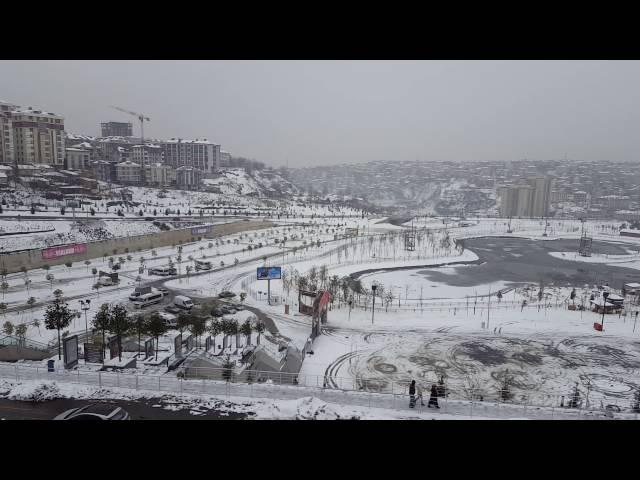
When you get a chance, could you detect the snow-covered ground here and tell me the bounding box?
[3,208,640,418]
[1,377,631,420]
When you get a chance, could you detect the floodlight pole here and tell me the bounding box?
[602,291,609,330]
[371,285,377,325]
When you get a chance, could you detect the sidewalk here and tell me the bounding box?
[0,362,632,420]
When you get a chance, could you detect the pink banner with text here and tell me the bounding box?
[42,243,87,260]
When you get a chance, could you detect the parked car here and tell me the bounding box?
[144,217,155,221]
[54,404,129,421]
[156,287,170,296]
[220,306,232,315]
[218,291,236,298]
[157,312,177,327]
[164,305,182,314]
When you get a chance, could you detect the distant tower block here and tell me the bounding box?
[404,223,416,251]
[578,234,593,257]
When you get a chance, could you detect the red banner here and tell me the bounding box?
[42,243,87,259]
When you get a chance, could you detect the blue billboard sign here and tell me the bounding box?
[191,226,212,235]
[257,267,281,280]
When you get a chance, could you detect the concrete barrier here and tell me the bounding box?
[0,220,273,274]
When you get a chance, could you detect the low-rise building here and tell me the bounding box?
[65,147,92,170]
[115,160,141,184]
[175,166,203,190]
[145,162,175,187]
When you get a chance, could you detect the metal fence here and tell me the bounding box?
[0,362,637,419]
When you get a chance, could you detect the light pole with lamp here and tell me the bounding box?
[371,284,377,325]
[601,291,609,330]
[79,299,91,339]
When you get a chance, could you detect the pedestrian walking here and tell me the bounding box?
[428,384,440,409]
[409,380,416,408]
[493,327,497,334]
[416,382,425,406]
[499,327,502,334]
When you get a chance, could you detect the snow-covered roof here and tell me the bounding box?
[163,138,220,146]
[132,143,160,149]
[66,133,96,141]
[65,147,90,152]
[11,106,63,118]
[117,161,140,167]
[175,165,202,171]
[624,283,640,288]
[0,172,7,178]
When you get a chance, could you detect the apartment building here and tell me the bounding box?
[115,160,141,184]
[498,176,554,217]
[0,101,18,165]
[131,144,163,166]
[0,101,65,166]
[160,138,220,175]
[65,147,92,170]
[175,165,203,189]
[101,121,133,137]
[145,162,175,187]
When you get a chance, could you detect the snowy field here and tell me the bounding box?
[3,207,640,416]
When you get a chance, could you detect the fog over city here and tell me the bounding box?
[1,60,640,167]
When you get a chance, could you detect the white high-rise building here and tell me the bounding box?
[1,101,66,167]
[159,138,220,175]
[498,176,554,218]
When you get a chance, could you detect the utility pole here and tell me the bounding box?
[487,287,491,330]
[371,284,377,325]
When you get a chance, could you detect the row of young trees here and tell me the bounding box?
[41,295,267,362]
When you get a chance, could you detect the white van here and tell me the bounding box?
[195,260,212,271]
[149,266,177,276]
[173,295,194,310]
[133,292,164,309]
[129,286,153,301]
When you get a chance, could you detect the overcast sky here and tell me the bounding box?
[1,60,639,168]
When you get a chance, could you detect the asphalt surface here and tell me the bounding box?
[415,237,640,288]
[0,397,248,420]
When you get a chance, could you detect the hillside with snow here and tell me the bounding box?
[202,168,299,198]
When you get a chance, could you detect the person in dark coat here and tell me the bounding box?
[428,384,440,409]
[409,380,416,408]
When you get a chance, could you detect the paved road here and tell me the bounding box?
[414,237,640,288]
[0,397,247,420]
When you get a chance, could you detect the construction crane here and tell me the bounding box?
[110,106,151,186]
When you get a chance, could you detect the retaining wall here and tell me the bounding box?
[0,220,273,274]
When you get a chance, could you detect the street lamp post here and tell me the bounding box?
[601,291,609,331]
[371,284,377,325]
[79,299,91,339]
